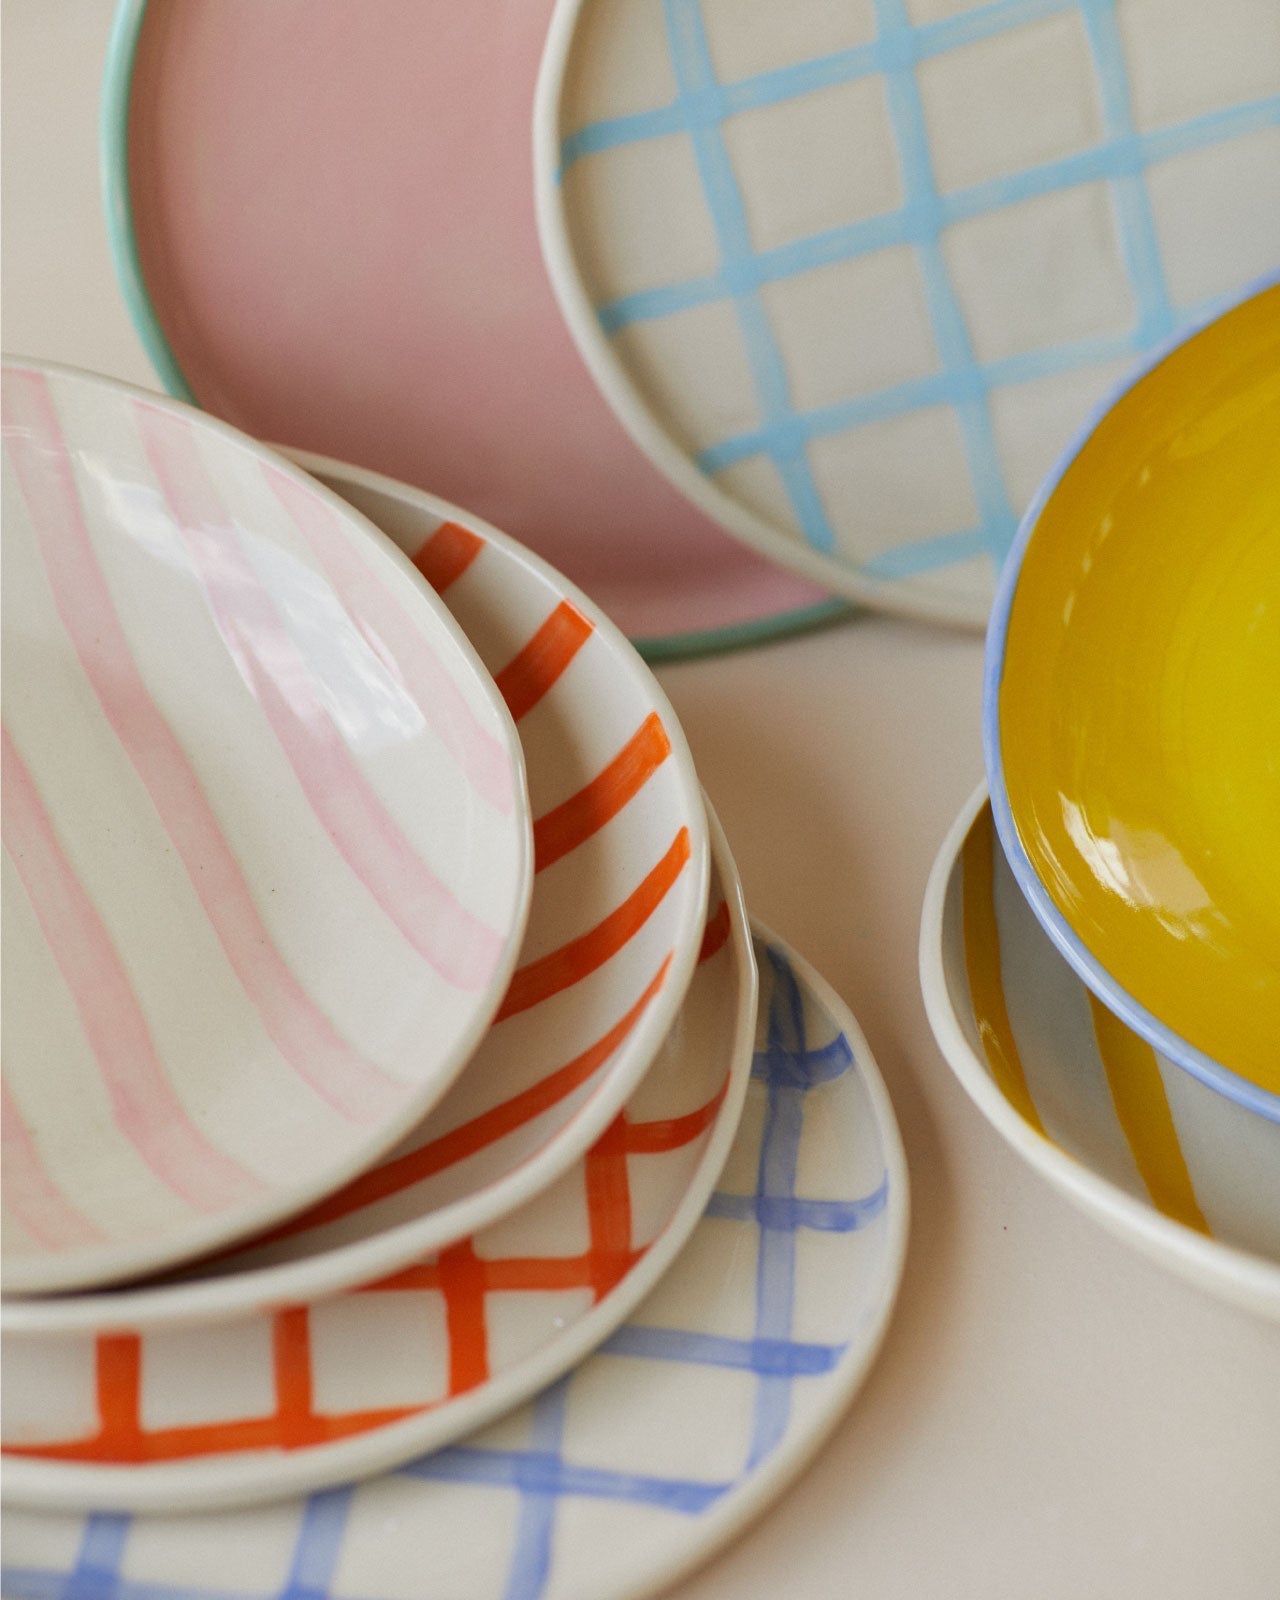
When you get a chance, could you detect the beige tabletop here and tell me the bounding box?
[4,5,1279,1597]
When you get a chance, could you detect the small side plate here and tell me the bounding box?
[2,362,532,1294]
[1,923,908,1598]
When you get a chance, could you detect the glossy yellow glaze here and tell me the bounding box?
[1000,285,1280,1093]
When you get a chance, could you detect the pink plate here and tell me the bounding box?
[106,0,846,658]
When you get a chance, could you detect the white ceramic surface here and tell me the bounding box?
[0,809,754,1514]
[536,0,1280,627]
[1,923,908,1599]
[1,361,532,1295]
[3,456,712,1333]
[921,786,1280,1320]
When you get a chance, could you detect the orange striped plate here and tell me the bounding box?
[6,455,711,1336]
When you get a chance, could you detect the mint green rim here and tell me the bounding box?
[98,0,852,663]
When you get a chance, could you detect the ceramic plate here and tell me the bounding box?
[1,808,753,1513]
[921,787,1280,1320]
[1,923,907,1597]
[101,0,847,661]
[1,362,532,1296]
[3,455,712,1334]
[985,280,1280,1118]
[535,0,1280,627]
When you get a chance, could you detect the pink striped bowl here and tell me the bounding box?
[2,454,711,1331]
[1,363,533,1295]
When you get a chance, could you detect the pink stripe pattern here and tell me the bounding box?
[266,466,515,816]
[2,368,403,1124]
[137,405,504,993]
[0,1082,103,1251]
[142,489,709,1289]
[1,730,263,1212]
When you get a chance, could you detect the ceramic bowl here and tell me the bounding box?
[1,806,755,1512]
[101,0,846,660]
[3,457,711,1331]
[985,279,1280,1121]
[535,0,1280,627]
[921,787,1280,1320]
[2,920,907,1599]
[1,361,532,1295]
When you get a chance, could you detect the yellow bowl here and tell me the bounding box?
[986,279,1280,1121]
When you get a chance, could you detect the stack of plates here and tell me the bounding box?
[1,363,908,1599]
[921,280,1280,1321]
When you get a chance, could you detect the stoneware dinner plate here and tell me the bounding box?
[3,457,711,1334]
[1,809,754,1513]
[921,787,1280,1321]
[985,278,1280,1120]
[535,0,1280,626]
[1,923,908,1597]
[1,361,532,1296]
[101,0,847,660]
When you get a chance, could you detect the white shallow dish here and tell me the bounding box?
[536,0,1280,627]
[1,923,908,1597]
[1,362,531,1295]
[921,786,1280,1320]
[0,809,753,1513]
[3,457,711,1332]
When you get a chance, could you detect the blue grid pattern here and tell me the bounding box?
[2,940,892,1600]
[559,0,1280,584]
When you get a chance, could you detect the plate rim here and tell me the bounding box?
[1,917,912,1600]
[1,355,536,1297]
[920,782,1280,1320]
[97,0,850,665]
[0,804,756,1514]
[531,0,994,633]
[981,272,1280,1126]
[2,448,715,1333]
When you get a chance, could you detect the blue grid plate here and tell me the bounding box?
[535,0,1280,627]
[1,926,909,1600]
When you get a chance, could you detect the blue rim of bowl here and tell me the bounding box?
[982,268,1280,1126]
[97,0,852,666]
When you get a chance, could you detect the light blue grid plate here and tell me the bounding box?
[535,0,1280,627]
[1,926,909,1600]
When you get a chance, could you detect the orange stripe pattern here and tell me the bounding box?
[533,713,671,872]
[496,829,692,1022]
[493,601,593,722]
[412,520,484,593]
[8,1072,729,1466]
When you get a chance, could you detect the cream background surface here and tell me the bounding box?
[4,4,1278,1595]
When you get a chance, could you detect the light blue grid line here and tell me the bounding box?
[561,0,1075,172]
[2,1574,223,1600]
[590,97,1277,330]
[1079,0,1175,347]
[1,950,884,1600]
[862,525,991,582]
[561,0,1279,584]
[501,1381,570,1600]
[741,946,854,1467]
[278,1487,354,1600]
[400,1445,727,1516]
[51,1513,132,1600]
[601,1325,845,1376]
[662,0,840,554]
[707,1173,889,1232]
[874,0,1018,568]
